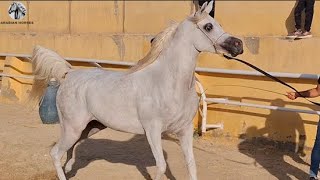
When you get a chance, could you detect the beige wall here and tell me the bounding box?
[1,1,320,148]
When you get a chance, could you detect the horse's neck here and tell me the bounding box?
[149,28,199,91]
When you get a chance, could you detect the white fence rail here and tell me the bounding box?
[195,83,320,133]
[1,53,319,134]
[1,53,319,80]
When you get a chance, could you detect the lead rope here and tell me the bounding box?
[223,54,320,107]
[194,18,320,106]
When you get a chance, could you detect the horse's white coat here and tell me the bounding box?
[29,1,242,180]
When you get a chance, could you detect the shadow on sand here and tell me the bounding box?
[238,98,310,179]
[66,134,177,180]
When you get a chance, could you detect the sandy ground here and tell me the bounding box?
[0,103,313,180]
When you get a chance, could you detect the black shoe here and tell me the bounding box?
[310,177,318,180]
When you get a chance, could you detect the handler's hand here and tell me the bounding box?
[286,92,298,100]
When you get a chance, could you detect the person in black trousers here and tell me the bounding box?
[289,0,315,39]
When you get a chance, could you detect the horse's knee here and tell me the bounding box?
[186,158,196,168]
[158,161,167,174]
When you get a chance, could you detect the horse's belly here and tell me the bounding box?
[84,75,145,134]
[91,105,145,135]
[99,117,145,135]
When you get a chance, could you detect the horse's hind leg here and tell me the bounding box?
[50,118,90,180]
[64,120,106,173]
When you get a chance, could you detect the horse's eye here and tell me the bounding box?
[204,23,213,32]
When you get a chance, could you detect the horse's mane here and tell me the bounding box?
[128,22,180,73]
[17,3,26,13]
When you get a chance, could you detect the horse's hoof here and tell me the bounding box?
[64,159,75,173]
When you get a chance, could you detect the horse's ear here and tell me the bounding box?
[200,2,208,13]
[204,1,214,14]
[191,4,196,16]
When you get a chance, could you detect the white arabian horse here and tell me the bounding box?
[8,2,26,20]
[29,1,243,180]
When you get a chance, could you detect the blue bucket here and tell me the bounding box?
[39,81,59,124]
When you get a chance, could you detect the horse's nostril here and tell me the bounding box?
[235,40,242,47]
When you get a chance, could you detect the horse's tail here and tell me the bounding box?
[28,45,72,107]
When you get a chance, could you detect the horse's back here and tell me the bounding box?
[67,68,123,80]
[57,68,125,102]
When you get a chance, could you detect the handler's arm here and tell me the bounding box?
[287,84,320,99]
[297,85,320,98]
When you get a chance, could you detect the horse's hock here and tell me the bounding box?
[1,1,320,149]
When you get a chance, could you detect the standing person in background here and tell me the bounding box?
[288,0,315,39]
[195,0,215,18]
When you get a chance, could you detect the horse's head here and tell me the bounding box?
[188,1,243,57]
[8,2,17,13]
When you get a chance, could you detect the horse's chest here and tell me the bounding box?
[161,92,199,124]
[137,89,198,131]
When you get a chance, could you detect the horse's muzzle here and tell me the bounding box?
[220,37,243,57]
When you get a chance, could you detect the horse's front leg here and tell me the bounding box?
[145,122,166,180]
[177,123,197,180]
